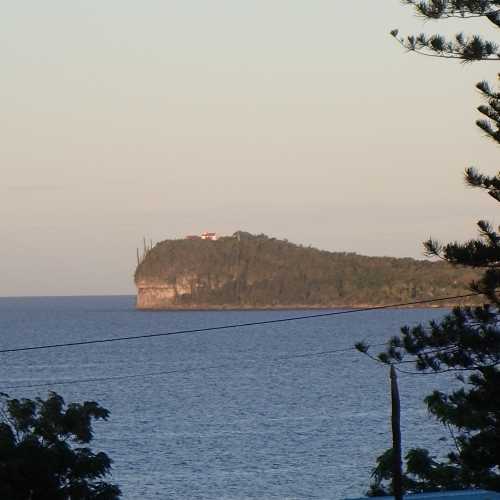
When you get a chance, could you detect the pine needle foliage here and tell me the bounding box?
[357,0,500,496]
[391,1,500,60]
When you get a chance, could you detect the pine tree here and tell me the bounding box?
[356,0,500,495]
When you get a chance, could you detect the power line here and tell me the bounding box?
[0,293,478,355]
[0,343,389,391]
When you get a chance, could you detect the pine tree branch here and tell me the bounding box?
[395,361,500,375]
[436,11,500,18]
[391,30,500,61]
[403,0,500,20]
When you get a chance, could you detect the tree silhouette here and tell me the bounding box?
[356,0,500,495]
[0,391,121,500]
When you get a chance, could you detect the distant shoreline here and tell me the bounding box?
[135,302,462,312]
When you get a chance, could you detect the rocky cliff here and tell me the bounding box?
[134,232,479,310]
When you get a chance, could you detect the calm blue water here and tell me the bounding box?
[0,296,456,499]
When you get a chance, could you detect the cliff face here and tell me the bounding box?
[135,275,227,309]
[135,281,178,309]
[134,232,479,310]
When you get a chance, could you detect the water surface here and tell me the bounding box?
[0,296,455,499]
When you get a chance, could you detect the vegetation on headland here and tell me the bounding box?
[134,231,479,308]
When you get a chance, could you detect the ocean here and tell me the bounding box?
[0,296,456,499]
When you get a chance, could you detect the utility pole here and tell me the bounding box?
[390,364,404,500]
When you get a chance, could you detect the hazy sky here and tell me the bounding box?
[2,1,498,296]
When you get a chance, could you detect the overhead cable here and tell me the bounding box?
[0,293,478,355]
[0,343,388,390]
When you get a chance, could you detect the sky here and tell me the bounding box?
[1,1,498,297]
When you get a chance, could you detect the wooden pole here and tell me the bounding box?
[390,364,404,500]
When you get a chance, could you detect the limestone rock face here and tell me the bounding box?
[135,276,201,309]
[136,282,176,309]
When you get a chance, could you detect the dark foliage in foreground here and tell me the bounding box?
[0,391,121,500]
[356,0,500,496]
